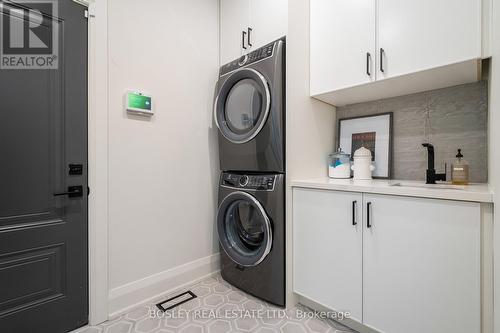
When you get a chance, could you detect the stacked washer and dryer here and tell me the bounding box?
[214,38,286,307]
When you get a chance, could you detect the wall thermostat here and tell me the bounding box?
[126,91,153,116]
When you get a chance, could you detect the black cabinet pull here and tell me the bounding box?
[367,202,372,228]
[242,31,247,50]
[380,48,385,73]
[247,27,253,47]
[352,201,358,226]
[366,52,371,76]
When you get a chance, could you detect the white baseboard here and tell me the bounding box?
[108,253,220,318]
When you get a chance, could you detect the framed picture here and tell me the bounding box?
[338,113,393,179]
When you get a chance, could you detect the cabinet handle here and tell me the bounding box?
[380,48,385,73]
[366,52,371,77]
[352,201,358,226]
[247,27,253,47]
[242,31,247,50]
[367,202,372,228]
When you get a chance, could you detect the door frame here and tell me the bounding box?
[85,0,109,325]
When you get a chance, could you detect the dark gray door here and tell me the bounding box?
[0,1,88,332]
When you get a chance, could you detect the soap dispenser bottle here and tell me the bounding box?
[451,149,469,185]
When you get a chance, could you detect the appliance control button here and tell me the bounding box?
[239,175,249,187]
[238,55,248,66]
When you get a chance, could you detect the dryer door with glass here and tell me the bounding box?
[214,68,271,144]
[217,191,272,267]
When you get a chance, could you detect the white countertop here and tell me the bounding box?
[291,178,494,203]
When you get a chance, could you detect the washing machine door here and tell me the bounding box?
[214,68,271,144]
[217,191,272,267]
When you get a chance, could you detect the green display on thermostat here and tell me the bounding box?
[128,92,152,111]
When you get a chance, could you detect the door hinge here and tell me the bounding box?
[84,10,88,19]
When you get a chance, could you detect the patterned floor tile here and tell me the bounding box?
[73,274,358,333]
[135,317,162,332]
[104,320,134,333]
[207,320,232,333]
[280,322,308,333]
[304,318,331,333]
[127,306,150,321]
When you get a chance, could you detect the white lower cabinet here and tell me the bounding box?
[293,189,363,322]
[293,188,481,333]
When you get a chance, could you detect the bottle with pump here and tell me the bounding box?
[451,149,469,185]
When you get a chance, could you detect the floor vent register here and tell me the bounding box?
[156,291,197,312]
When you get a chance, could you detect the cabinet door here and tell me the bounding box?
[293,188,363,322]
[249,0,287,50]
[377,0,481,79]
[310,0,376,96]
[220,0,250,65]
[363,194,481,333]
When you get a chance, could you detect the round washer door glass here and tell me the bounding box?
[217,192,272,266]
[215,68,270,144]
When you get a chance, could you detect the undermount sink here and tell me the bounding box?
[389,182,466,190]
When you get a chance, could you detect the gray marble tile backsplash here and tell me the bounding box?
[336,81,488,183]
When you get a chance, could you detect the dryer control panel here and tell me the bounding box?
[221,173,276,191]
[220,41,276,76]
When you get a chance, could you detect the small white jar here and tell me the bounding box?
[351,147,376,180]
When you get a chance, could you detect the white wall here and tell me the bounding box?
[489,0,500,331]
[106,0,220,316]
[286,0,336,308]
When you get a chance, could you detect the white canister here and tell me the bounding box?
[351,147,376,180]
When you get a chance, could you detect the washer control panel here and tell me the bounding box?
[222,173,276,191]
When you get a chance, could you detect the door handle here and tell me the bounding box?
[54,185,83,198]
[242,30,247,50]
[352,201,358,226]
[367,202,372,228]
[247,27,253,47]
[366,52,371,77]
[380,48,385,73]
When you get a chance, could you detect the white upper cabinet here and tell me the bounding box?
[249,0,288,50]
[310,0,376,94]
[220,0,250,65]
[377,0,481,80]
[220,0,287,65]
[310,0,483,106]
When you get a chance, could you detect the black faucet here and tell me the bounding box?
[422,143,447,184]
